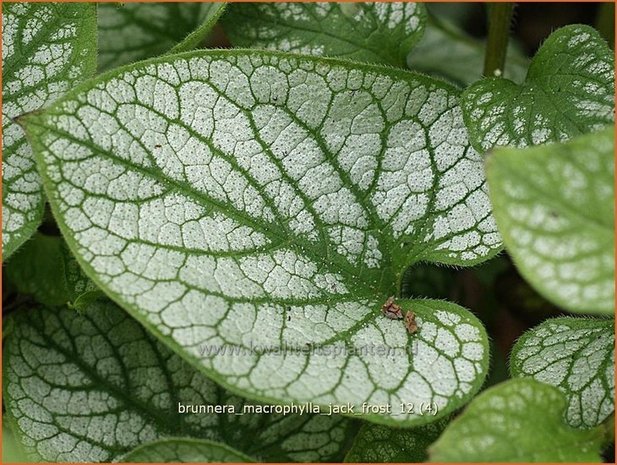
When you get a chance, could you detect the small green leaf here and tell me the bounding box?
[345,418,448,462]
[487,128,614,315]
[3,301,357,462]
[407,15,529,86]
[5,232,102,310]
[26,50,498,426]
[428,378,606,462]
[222,3,426,67]
[98,3,226,71]
[121,438,254,463]
[462,25,614,152]
[2,2,96,260]
[511,317,615,428]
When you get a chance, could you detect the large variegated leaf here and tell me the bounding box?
[429,379,607,462]
[98,3,226,71]
[462,25,614,152]
[511,317,614,428]
[3,302,358,462]
[487,128,614,315]
[25,50,499,426]
[121,438,254,463]
[2,3,96,260]
[222,3,426,67]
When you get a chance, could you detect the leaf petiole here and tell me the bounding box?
[483,3,514,77]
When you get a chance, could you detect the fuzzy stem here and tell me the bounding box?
[483,3,514,77]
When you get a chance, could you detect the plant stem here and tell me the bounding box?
[595,2,615,49]
[483,3,514,78]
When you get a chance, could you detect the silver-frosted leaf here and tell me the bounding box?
[222,2,426,67]
[407,15,528,86]
[428,379,606,462]
[26,50,498,426]
[487,128,614,315]
[98,2,226,71]
[462,25,614,152]
[121,438,254,463]
[2,2,96,260]
[511,317,614,428]
[345,418,448,462]
[3,301,357,463]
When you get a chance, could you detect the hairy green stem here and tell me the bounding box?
[483,3,514,77]
[595,2,614,49]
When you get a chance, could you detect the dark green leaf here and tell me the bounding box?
[5,232,102,310]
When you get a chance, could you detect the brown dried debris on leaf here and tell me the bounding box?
[381,296,403,320]
[404,310,418,334]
